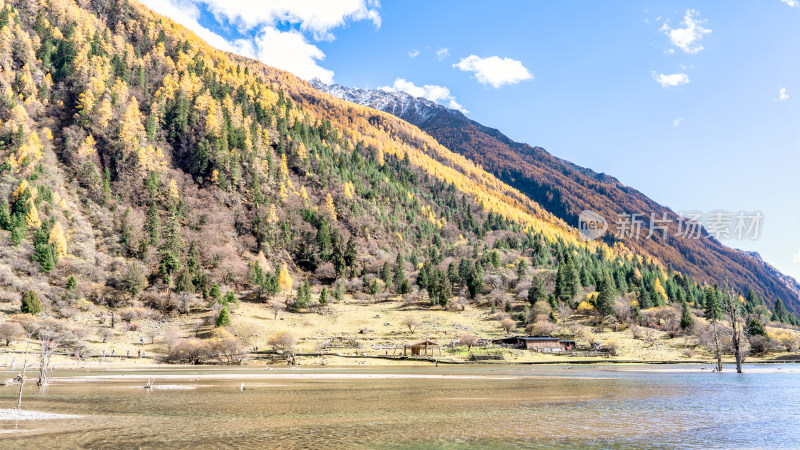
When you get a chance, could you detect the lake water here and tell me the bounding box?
[1,364,799,448]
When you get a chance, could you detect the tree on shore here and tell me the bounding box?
[722,286,746,373]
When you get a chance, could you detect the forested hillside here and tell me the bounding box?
[0,0,795,343]
[313,80,800,316]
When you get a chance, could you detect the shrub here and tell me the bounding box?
[167,338,211,364]
[603,339,620,356]
[267,330,296,355]
[0,322,25,345]
[21,290,43,315]
[526,321,558,337]
[748,335,776,355]
[500,317,516,333]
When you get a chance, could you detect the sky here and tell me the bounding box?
[141,0,800,280]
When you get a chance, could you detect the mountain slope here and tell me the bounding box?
[311,80,800,314]
[0,0,793,336]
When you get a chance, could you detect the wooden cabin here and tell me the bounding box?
[492,336,576,352]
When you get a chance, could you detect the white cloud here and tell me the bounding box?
[652,72,690,88]
[253,28,334,83]
[408,49,420,58]
[200,0,381,41]
[793,248,800,264]
[139,0,382,83]
[453,55,533,88]
[780,0,799,8]
[660,9,711,54]
[776,87,789,101]
[436,47,449,60]
[673,118,683,127]
[381,78,467,113]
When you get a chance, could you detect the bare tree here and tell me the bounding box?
[269,299,286,320]
[500,317,516,334]
[267,330,297,358]
[722,286,746,373]
[0,322,24,345]
[457,334,479,351]
[14,338,32,410]
[401,315,418,333]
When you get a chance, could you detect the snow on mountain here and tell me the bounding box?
[310,78,464,127]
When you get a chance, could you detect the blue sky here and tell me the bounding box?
[142,0,800,280]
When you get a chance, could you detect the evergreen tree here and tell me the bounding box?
[528,274,546,305]
[210,283,222,300]
[466,263,483,298]
[145,201,160,247]
[448,262,460,285]
[223,291,238,305]
[381,261,392,288]
[393,253,408,293]
[772,298,789,323]
[176,270,194,293]
[344,236,357,268]
[595,272,616,317]
[319,287,329,305]
[21,290,43,315]
[66,275,77,290]
[0,200,10,230]
[680,300,694,330]
[555,262,577,301]
[705,288,722,321]
[746,317,766,336]
[215,304,231,327]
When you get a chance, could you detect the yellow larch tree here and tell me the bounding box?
[49,221,68,258]
[279,153,289,180]
[296,142,308,161]
[278,263,293,297]
[324,193,337,221]
[343,181,355,199]
[77,134,97,158]
[653,278,668,303]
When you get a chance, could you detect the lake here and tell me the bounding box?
[1,364,799,448]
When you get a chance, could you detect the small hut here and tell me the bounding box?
[492,336,576,352]
[403,340,440,356]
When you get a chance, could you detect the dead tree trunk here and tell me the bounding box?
[14,339,31,410]
[711,320,723,372]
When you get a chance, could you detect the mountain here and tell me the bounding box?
[0,0,794,333]
[312,80,800,315]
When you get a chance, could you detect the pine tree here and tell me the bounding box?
[705,288,722,321]
[210,283,222,300]
[596,272,616,317]
[680,300,694,330]
[393,253,408,294]
[0,200,10,230]
[215,304,231,327]
[66,275,77,290]
[448,262,460,285]
[145,201,160,247]
[528,274,546,305]
[319,286,329,305]
[772,298,789,323]
[466,263,483,298]
[344,236,357,268]
[381,261,392,287]
[21,290,43,315]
